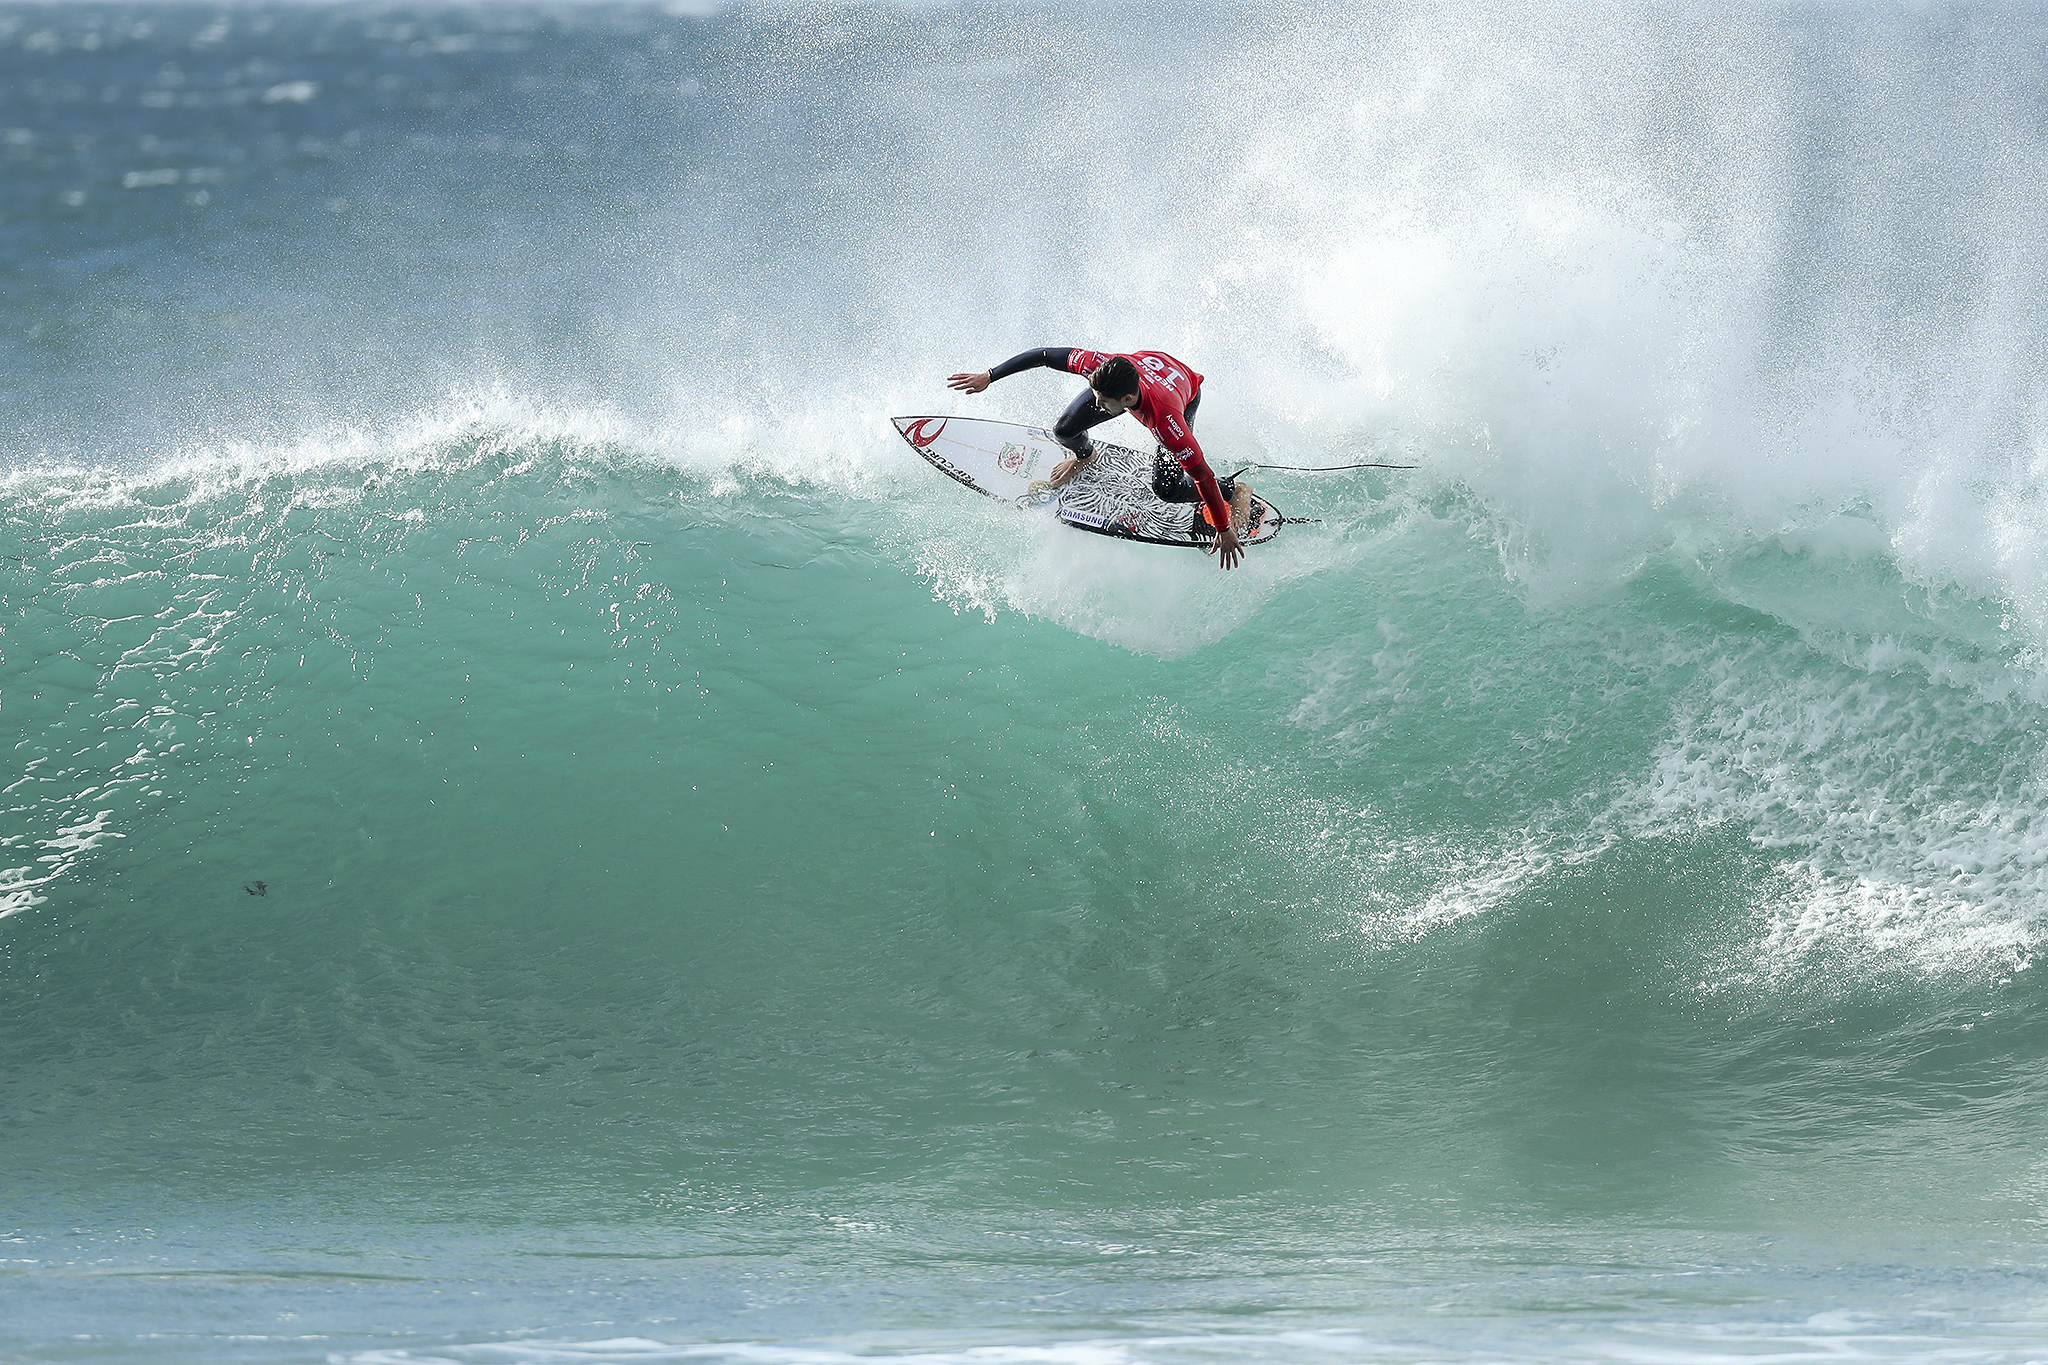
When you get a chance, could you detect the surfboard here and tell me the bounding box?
[891,415,1286,549]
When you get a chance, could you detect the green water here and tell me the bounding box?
[12,1,2048,1359]
[10,432,2047,1239]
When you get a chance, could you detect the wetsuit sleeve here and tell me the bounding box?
[1159,406,1233,533]
[987,347,1074,382]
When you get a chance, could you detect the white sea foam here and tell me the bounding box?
[328,1317,2048,1365]
[1605,653,2048,979]
[901,504,1341,659]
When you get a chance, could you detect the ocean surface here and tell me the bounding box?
[9,2,2048,1361]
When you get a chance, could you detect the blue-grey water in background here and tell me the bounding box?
[9,3,2048,1362]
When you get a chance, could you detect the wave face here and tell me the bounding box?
[9,3,2048,1362]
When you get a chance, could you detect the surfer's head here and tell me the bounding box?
[1089,356,1141,412]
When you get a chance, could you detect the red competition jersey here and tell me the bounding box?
[1066,349,1230,531]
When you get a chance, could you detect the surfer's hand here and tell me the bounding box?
[1214,527,1244,570]
[1050,453,1091,487]
[946,371,991,395]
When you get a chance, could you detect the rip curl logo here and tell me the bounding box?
[902,418,948,450]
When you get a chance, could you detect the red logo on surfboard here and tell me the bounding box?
[903,418,948,449]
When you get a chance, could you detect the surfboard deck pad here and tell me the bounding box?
[892,415,1283,548]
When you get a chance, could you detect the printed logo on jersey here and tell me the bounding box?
[902,418,948,449]
[1137,353,1190,394]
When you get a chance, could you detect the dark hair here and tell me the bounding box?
[1091,355,1140,401]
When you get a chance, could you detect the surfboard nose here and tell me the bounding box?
[895,416,949,450]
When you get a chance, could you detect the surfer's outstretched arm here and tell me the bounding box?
[947,348,1076,395]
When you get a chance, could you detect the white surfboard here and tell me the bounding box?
[890,415,1285,548]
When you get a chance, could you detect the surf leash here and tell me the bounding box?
[1231,461,1418,475]
[1230,461,1416,530]
[1231,461,1413,531]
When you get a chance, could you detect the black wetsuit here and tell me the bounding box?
[987,347,1232,508]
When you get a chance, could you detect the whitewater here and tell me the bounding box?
[8,2,2048,1362]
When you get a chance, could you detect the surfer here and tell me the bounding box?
[947,348,1254,570]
